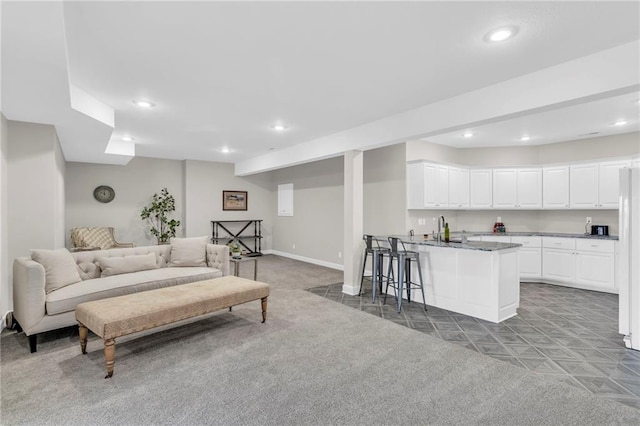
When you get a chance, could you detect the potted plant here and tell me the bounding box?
[140,188,181,244]
[229,241,242,258]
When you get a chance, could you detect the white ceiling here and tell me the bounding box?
[2,1,639,172]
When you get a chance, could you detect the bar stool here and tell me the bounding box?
[359,235,392,302]
[384,237,427,314]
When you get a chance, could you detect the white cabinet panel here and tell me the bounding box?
[492,168,541,208]
[543,166,569,209]
[277,183,294,216]
[449,167,469,208]
[423,163,449,208]
[570,163,599,208]
[406,162,425,209]
[492,169,518,208]
[543,248,575,283]
[599,160,630,208]
[575,251,615,289]
[470,169,492,208]
[517,168,542,208]
[510,236,542,280]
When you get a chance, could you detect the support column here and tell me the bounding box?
[342,150,363,295]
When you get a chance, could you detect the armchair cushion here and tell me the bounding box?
[70,227,134,250]
[31,248,82,294]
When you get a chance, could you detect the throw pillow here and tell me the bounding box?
[76,262,101,280]
[98,253,157,277]
[31,248,82,294]
[169,236,208,267]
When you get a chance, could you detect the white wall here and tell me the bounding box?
[66,157,185,247]
[5,120,66,320]
[1,114,9,325]
[184,160,274,250]
[272,157,344,267]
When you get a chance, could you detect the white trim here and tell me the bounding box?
[342,284,360,295]
[269,250,343,271]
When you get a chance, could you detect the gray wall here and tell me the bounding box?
[364,144,407,236]
[406,132,640,235]
[272,157,344,267]
[184,160,274,250]
[4,120,66,321]
[1,115,9,324]
[66,157,185,247]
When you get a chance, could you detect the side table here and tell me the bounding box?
[230,256,259,281]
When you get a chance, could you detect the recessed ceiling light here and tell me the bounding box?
[520,135,531,142]
[122,135,134,142]
[613,120,628,126]
[463,131,473,138]
[220,147,230,154]
[271,123,288,132]
[485,26,519,43]
[132,99,155,108]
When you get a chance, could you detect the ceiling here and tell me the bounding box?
[2,1,639,172]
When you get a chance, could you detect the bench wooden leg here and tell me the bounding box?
[261,297,268,323]
[104,339,116,379]
[78,323,88,354]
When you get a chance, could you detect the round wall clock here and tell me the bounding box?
[93,185,115,203]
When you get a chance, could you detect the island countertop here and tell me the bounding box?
[380,235,521,252]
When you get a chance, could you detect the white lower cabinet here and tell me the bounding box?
[511,236,541,281]
[541,237,616,293]
[472,235,616,292]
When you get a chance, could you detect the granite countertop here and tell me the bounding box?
[381,235,521,252]
[462,231,619,241]
[377,230,619,252]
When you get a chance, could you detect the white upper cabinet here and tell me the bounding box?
[598,160,630,208]
[406,157,631,210]
[570,160,630,209]
[516,168,542,208]
[469,169,492,209]
[543,166,570,209]
[406,162,425,209]
[570,163,599,208]
[424,163,449,208]
[492,169,518,208]
[492,168,541,208]
[448,167,469,208]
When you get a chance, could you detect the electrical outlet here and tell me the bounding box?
[338,251,342,258]
[586,217,592,224]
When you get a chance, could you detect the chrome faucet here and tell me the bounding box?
[437,215,445,243]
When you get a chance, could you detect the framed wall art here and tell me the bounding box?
[222,190,248,211]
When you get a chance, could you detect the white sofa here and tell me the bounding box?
[12,242,230,353]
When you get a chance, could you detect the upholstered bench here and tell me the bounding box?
[76,276,269,378]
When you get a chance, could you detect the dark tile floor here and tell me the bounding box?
[308,281,640,410]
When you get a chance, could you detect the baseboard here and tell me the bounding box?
[342,283,360,295]
[269,250,344,271]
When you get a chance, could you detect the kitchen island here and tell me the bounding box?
[379,236,521,323]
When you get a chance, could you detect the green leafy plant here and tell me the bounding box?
[140,188,181,244]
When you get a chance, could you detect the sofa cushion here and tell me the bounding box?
[169,237,208,267]
[98,252,157,277]
[31,249,82,294]
[45,267,222,315]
